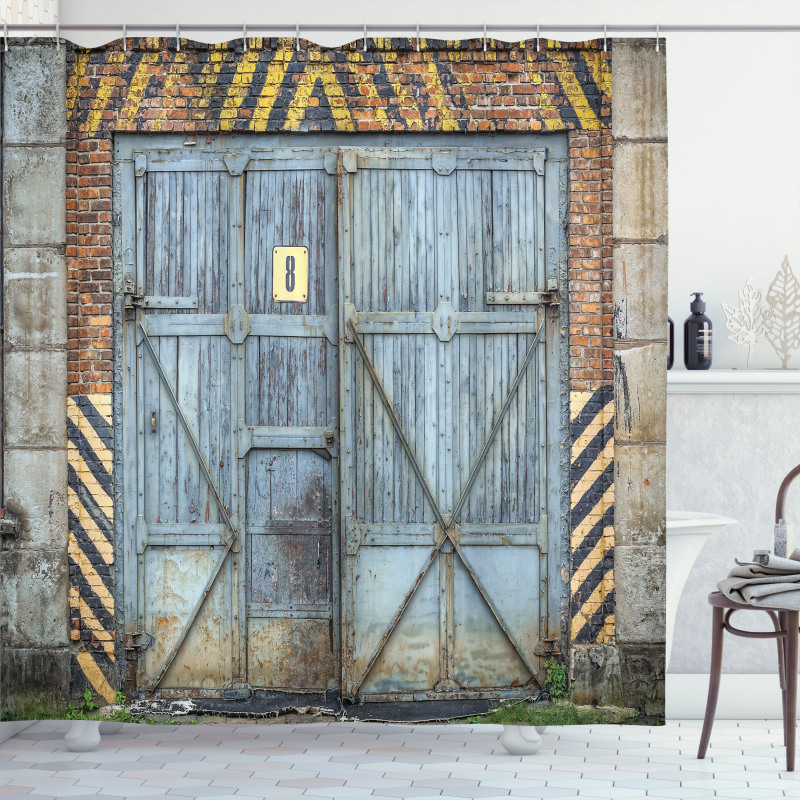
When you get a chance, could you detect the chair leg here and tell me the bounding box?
[698,606,725,759]
[786,611,798,772]
[778,611,788,746]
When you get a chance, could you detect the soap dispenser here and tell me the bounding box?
[684,292,712,370]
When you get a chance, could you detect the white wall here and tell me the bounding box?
[667,34,800,370]
[667,389,800,674]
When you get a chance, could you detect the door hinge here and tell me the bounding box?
[123,281,143,312]
[126,630,155,652]
[534,637,561,657]
[540,288,559,305]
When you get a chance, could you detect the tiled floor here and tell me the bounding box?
[1,719,798,799]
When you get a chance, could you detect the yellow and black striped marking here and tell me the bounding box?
[66,37,611,136]
[570,386,615,645]
[67,394,117,703]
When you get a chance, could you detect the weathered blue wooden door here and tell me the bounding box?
[121,136,563,701]
[121,142,340,696]
[338,147,562,701]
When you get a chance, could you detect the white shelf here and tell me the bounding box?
[667,369,800,394]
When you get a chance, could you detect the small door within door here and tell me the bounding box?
[338,147,562,701]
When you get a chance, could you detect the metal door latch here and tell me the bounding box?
[486,289,559,306]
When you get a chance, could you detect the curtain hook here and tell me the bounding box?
[483,22,487,52]
[56,22,60,51]
[603,23,607,52]
[3,22,7,52]
[363,23,367,52]
[416,23,420,52]
[656,23,660,52]
[123,23,127,54]
[536,23,540,52]
[243,23,247,52]
[176,23,180,52]
[296,23,300,52]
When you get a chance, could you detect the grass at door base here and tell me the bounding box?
[468,700,641,726]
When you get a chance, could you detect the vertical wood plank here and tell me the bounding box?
[337,152,356,690]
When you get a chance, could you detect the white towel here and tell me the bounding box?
[717,548,800,610]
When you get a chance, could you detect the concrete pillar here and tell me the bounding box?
[1,40,69,712]
[611,39,668,714]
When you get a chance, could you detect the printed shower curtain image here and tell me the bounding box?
[0,31,666,721]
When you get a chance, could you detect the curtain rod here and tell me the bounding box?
[2,22,800,38]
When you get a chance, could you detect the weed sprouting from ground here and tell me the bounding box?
[543,658,569,700]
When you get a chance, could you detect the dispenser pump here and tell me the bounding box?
[690,292,706,314]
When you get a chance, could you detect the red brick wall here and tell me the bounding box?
[67,137,113,394]
[65,37,612,395]
[568,128,614,391]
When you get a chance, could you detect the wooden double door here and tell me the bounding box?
[119,134,565,701]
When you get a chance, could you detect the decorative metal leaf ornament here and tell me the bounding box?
[721,279,770,368]
[765,256,800,369]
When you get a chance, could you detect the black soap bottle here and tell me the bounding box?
[684,292,712,370]
[667,317,674,370]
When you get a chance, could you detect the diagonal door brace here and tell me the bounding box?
[452,322,545,521]
[139,321,238,690]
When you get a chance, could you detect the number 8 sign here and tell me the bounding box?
[272,246,309,302]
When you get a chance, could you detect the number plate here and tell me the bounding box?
[273,246,309,302]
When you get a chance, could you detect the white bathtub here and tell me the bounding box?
[666,511,738,669]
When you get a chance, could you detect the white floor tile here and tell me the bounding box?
[2,719,798,799]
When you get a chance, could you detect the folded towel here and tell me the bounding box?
[718,547,800,610]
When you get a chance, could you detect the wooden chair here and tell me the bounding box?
[697,592,798,770]
[699,464,800,771]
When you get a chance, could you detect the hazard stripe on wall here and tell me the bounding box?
[570,386,615,645]
[67,393,117,703]
[66,36,612,136]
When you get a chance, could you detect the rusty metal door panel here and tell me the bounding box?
[339,146,558,701]
[142,548,233,688]
[452,549,541,688]
[247,619,334,690]
[356,550,440,694]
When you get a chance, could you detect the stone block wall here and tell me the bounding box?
[1,40,69,712]
[611,39,668,713]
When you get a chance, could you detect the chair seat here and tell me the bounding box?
[708,590,790,614]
